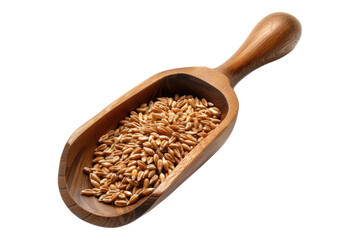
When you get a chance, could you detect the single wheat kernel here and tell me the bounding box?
[81,189,96,196]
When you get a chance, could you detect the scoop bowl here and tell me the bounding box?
[58,12,301,227]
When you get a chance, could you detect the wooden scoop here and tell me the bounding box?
[58,12,301,227]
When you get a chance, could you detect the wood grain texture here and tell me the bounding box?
[58,12,301,227]
[217,12,301,87]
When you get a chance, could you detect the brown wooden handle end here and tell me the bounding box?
[216,12,302,87]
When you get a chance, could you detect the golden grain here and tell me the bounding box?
[128,194,139,205]
[81,94,221,207]
[81,189,96,196]
[143,188,155,196]
[123,190,132,197]
[114,200,127,206]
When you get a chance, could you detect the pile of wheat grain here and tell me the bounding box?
[81,94,221,206]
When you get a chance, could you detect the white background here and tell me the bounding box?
[1,0,359,239]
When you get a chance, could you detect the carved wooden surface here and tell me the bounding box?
[58,12,301,227]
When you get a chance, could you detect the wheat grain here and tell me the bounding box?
[127,194,139,205]
[80,94,221,206]
[81,189,96,196]
[114,200,127,206]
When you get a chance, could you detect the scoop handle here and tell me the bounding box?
[216,12,301,88]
